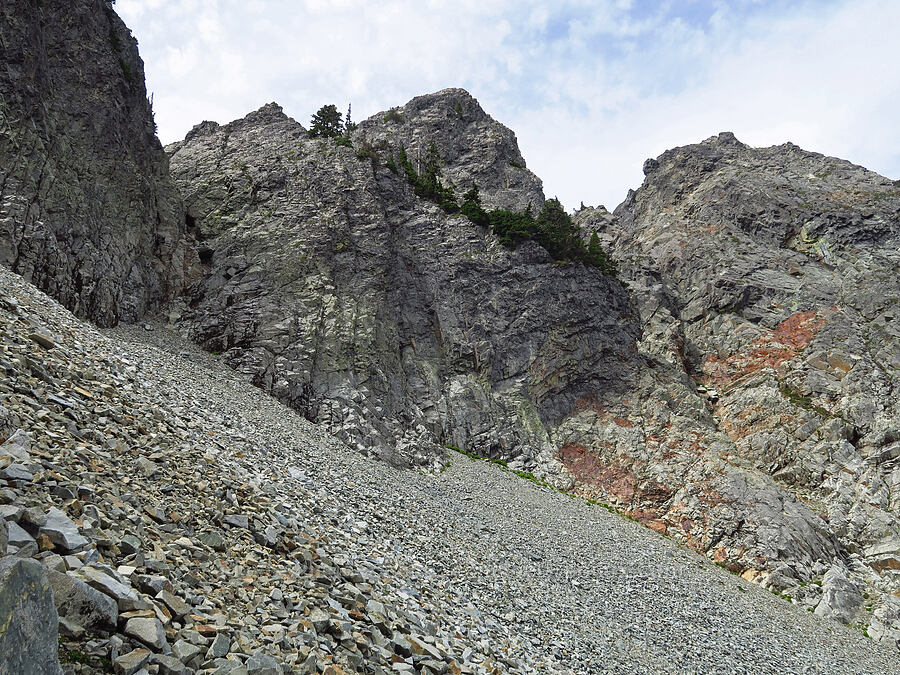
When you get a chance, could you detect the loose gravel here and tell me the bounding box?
[109,322,900,675]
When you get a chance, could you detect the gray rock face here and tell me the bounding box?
[0,0,195,326]
[167,94,638,469]
[570,131,900,629]
[2,258,900,672]
[815,564,864,624]
[0,557,63,674]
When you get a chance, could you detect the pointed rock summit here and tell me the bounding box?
[360,88,545,212]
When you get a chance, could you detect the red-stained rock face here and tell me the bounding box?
[571,132,900,638]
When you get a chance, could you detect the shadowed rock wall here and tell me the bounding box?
[0,0,194,326]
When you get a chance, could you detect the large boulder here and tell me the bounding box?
[0,557,63,674]
[48,569,119,633]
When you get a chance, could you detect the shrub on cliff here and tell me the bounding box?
[390,142,617,276]
[534,198,584,260]
[460,186,490,227]
[587,231,618,276]
[489,209,537,245]
[489,199,617,275]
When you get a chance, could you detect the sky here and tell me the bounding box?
[117,0,900,211]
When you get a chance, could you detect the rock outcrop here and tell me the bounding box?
[0,0,194,327]
[573,132,900,640]
[166,93,638,470]
[357,89,545,212]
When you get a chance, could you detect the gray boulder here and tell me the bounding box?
[40,507,89,552]
[0,429,31,461]
[124,616,168,652]
[7,520,36,549]
[76,565,143,611]
[47,569,119,632]
[0,557,63,674]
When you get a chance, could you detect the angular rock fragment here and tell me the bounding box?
[0,430,31,459]
[153,652,191,674]
[206,631,231,659]
[8,520,36,549]
[124,616,169,651]
[40,507,90,552]
[223,514,249,529]
[77,565,144,611]
[114,648,151,675]
[171,639,202,665]
[197,530,227,551]
[246,649,281,675]
[157,589,191,620]
[48,569,119,632]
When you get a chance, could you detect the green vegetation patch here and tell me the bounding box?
[389,142,617,275]
[779,385,836,419]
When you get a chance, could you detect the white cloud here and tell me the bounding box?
[118,0,900,210]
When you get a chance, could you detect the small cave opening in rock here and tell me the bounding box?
[198,244,214,264]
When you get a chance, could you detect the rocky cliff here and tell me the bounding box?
[0,0,194,327]
[573,132,900,640]
[166,92,639,471]
[4,0,900,653]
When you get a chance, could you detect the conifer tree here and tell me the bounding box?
[308,104,343,138]
[344,103,357,133]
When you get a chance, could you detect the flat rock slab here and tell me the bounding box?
[223,514,249,529]
[246,649,280,675]
[114,648,151,675]
[124,616,168,651]
[0,463,34,482]
[7,520,35,548]
[77,565,143,611]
